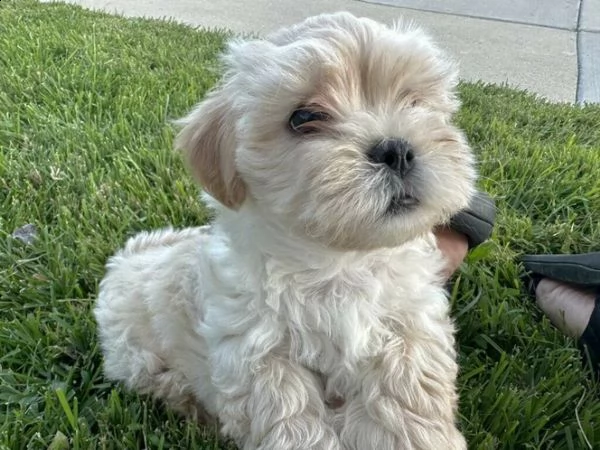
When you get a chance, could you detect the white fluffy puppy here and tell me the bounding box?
[95,12,475,450]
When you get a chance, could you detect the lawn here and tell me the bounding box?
[1,1,600,449]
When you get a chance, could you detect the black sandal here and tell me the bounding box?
[522,252,600,375]
[449,190,496,249]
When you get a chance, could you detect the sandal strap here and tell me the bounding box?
[521,252,600,287]
[450,191,496,249]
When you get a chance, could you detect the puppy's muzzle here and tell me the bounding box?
[368,138,415,178]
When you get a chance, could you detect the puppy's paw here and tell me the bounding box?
[257,423,342,450]
[340,398,466,450]
[253,417,340,450]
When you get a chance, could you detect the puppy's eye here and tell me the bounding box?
[289,109,330,134]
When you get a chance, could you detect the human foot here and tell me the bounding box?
[535,278,596,339]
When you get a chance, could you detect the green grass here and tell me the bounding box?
[1,1,600,448]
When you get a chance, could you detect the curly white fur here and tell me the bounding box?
[95,12,476,450]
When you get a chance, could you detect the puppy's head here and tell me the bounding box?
[176,12,475,250]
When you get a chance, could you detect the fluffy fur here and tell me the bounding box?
[95,12,476,449]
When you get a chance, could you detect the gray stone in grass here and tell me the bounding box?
[12,223,37,245]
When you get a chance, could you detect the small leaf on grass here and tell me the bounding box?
[48,430,69,450]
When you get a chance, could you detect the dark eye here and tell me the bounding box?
[289,108,330,134]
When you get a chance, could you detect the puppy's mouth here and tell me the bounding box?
[387,193,420,215]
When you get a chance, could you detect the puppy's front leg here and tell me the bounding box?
[340,337,466,450]
[211,342,340,450]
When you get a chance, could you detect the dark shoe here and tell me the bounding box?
[522,252,600,375]
[449,190,496,249]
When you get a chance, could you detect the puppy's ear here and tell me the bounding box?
[175,85,246,210]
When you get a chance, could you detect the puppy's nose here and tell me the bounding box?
[368,139,415,177]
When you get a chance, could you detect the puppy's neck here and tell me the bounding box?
[213,201,370,271]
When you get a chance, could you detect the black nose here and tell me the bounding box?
[368,139,415,177]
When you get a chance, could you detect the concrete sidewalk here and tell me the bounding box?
[44,0,600,103]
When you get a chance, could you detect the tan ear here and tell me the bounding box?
[175,88,246,210]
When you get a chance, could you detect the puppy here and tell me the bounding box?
[95,12,475,450]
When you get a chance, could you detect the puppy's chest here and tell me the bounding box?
[275,269,400,374]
